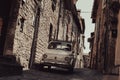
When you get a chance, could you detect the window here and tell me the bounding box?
[49,23,53,42]
[112,29,117,38]
[110,16,118,25]
[51,0,57,12]
[54,29,56,40]
[48,42,71,51]
[109,1,120,14]
[20,17,25,32]
[21,0,26,6]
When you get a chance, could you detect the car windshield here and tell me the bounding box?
[48,42,71,51]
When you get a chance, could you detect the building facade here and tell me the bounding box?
[90,0,120,75]
[75,10,85,68]
[0,0,85,75]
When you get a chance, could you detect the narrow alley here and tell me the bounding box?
[0,68,102,80]
[0,68,120,80]
[0,0,120,80]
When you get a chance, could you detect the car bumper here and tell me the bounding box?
[40,61,73,69]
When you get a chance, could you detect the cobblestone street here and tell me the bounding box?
[0,68,103,80]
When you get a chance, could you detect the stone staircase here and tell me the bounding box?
[0,55,23,76]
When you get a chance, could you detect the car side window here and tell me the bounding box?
[48,42,71,51]
[48,43,56,49]
[48,42,61,49]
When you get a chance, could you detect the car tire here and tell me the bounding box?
[48,66,51,69]
[39,65,44,70]
[68,67,74,73]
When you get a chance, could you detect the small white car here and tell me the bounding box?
[40,41,77,72]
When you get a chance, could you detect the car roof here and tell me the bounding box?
[49,40,72,44]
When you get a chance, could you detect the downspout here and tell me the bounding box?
[56,0,62,40]
[29,6,40,69]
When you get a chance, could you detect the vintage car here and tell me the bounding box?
[40,41,77,72]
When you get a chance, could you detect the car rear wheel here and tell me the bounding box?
[39,65,44,70]
[68,67,74,73]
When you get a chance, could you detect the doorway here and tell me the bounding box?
[0,0,13,55]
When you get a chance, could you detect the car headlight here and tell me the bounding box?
[43,54,47,58]
[65,57,71,62]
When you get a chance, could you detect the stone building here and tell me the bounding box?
[90,0,120,75]
[83,54,90,68]
[0,0,84,75]
[0,0,61,71]
[75,10,85,68]
[14,0,60,69]
[88,32,94,68]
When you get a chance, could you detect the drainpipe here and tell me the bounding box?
[29,6,40,69]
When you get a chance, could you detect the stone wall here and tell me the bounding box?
[13,0,60,69]
[115,10,120,66]
[34,0,59,64]
[13,0,36,69]
[6,0,82,70]
[115,10,120,75]
[90,0,120,74]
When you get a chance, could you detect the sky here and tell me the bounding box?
[76,0,95,54]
